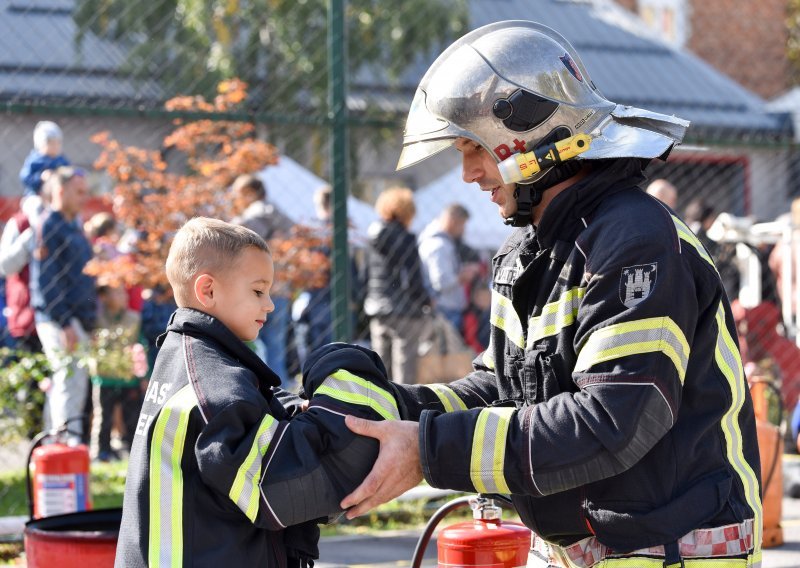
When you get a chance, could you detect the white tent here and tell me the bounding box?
[411,167,513,252]
[257,155,377,245]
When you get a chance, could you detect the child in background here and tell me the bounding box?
[19,121,71,220]
[462,277,492,354]
[88,284,146,461]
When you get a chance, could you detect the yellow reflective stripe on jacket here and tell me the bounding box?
[229,414,279,522]
[148,384,197,568]
[575,316,690,383]
[490,289,525,349]
[470,407,514,494]
[672,215,718,271]
[714,301,763,559]
[598,558,749,567]
[527,286,585,347]
[425,384,467,412]
[314,369,400,420]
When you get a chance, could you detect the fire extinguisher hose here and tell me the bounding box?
[410,493,514,568]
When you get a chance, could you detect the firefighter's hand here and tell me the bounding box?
[340,415,422,519]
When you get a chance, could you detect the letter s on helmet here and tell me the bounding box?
[396,20,690,182]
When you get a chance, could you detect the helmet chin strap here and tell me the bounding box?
[504,183,539,228]
[503,160,582,227]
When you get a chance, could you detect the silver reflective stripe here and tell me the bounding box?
[491,289,525,349]
[314,369,400,420]
[426,384,467,412]
[482,336,496,370]
[470,407,515,494]
[527,287,585,347]
[229,414,279,522]
[575,317,690,383]
[148,384,197,568]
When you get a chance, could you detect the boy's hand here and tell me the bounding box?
[340,416,422,519]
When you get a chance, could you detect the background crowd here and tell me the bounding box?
[2,119,800,463]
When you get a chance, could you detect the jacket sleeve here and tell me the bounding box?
[420,223,705,497]
[195,364,402,530]
[0,220,32,277]
[19,154,41,193]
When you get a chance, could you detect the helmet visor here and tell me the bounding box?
[396,88,457,170]
[397,138,455,170]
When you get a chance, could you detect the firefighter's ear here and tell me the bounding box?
[193,273,216,308]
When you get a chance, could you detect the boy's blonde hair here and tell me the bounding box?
[166,217,271,306]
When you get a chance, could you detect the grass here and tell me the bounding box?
[0,460,127,565]
[0,459,128,518]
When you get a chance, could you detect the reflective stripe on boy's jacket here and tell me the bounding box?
[394,159,762,566]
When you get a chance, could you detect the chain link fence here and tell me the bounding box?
[0,0,799,521]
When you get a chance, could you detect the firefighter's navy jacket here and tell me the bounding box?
[116,309,400,568]
[395,159,762,564]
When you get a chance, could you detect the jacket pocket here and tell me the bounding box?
[512,489,589,546]
[586,468,732,553]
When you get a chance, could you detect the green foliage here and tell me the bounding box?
[0,349,49,443]
[790,0,800,86]
[73,0,468,115]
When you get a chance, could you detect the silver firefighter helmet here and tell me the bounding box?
[396,20,689,181]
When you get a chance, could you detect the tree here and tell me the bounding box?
[74,0,468,117]
[86,79,330,291]
[790,0,800,86]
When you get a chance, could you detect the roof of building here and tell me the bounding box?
[353,0,791,140]
[0,0,162,107]
[0,0,790,140]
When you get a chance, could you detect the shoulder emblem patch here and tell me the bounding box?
[619,263,657,308]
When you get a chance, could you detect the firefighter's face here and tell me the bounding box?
[203,247,275,342]
[456,137,517,219]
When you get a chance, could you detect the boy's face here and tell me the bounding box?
[203,247,275,342]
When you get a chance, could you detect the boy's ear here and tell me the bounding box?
[193,273,215,308]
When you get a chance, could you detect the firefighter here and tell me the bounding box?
[341,21,762,568]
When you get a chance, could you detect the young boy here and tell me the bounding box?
[19,121,71,220]
[116,217,403,568]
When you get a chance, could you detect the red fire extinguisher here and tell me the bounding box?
[412,495,531,568]
[26,427,92,520]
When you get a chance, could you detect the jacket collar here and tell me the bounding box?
[163,307,281,388]
[534,158,648,249]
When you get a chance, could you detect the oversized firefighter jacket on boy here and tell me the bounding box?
[394,159,763,565]
[115,309,401,568]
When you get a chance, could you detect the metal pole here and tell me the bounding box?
[328,0,351,342]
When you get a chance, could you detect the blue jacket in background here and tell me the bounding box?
[19,150,70,197]
[30,210,96,329]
